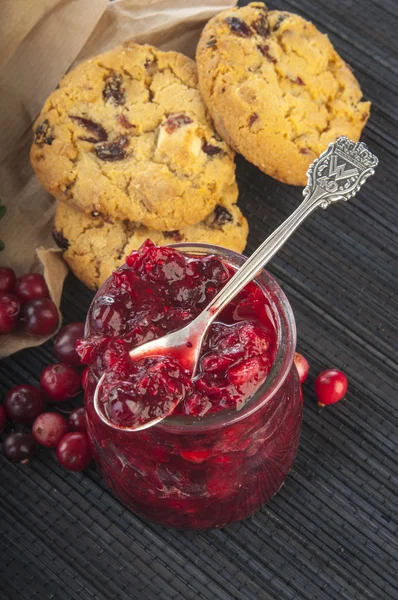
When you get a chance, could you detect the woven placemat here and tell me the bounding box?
[1,1,398,598]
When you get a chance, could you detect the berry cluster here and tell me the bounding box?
[0,322,92,471]
[0,267,58,335]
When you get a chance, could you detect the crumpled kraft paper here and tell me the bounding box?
[0,0,236,357]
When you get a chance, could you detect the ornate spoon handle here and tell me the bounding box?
[202,137,379,319]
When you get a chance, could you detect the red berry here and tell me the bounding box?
[14,272,49,304]
[0,404,6,432]
[2,432,36,463]
[68,407,87,432]
[32,412,69,448]
[294,352,310,384]
[82,366,90,391]
[315,369,348,407]
[0,267,16,293]
[56,432,92,471]
[0,292,21,333]
[179,449,212,463]
[22,298,58,336]
[4,384,46,424]
[54,322,85,367]
[40,363,81,403]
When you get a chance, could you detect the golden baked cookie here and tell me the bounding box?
[196,3,370,186]
[31,43,236,230]
[53,183,248,291]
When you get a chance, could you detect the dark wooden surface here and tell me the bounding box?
[1,1,398,598]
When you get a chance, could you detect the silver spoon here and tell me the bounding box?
[94,137,378,431]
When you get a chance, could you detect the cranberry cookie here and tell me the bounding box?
[196,3,370,185]
[31,43,236,230]
[53,183,248,291]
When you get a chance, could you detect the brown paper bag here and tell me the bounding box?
[0,0,236,357]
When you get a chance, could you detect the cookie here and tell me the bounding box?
[196,3,370,186]
[53,183,248,291]
[31,43,236,230]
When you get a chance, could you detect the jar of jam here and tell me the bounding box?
[80,242,302,529]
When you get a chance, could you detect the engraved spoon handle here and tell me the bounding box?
[201,137,378,321]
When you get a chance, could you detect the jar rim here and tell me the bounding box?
[86,242,296,434]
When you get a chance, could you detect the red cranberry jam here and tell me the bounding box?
[81,241,302,529]
[79,240,277,425]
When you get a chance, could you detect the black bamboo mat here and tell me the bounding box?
[1,1,398,598]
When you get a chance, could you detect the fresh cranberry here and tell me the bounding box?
[0,267,16,293]
[40,363,81,403]
[54,322,85,367]
[0,404,6,432]
[14,273,49,303]
[2,432,36,463]
[22,298,58,335]
[32,412,69,448]
[315,369,348,407]
[4,384,46,424]
[68,407,87,432]
[56,432,92,471]
[81,367,90,390]
[294,352,310,384]
[0,292,21,333]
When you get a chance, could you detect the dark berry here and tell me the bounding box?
[252,13,270,37]
[54,322,85,367]
[0,292,21,333]
[248,113,259,127]
[0,267,16,293]
[70,116,108,143]
[164,113,193,134]
[15,273,49,303]
[34,120,54,145]
[68,407,87,433]
[118,114,135,129]
[294,353,310,384]
[212,205,233,226]
[4,385,46,424]
[315,369,348,407]
[257,44,276,63]
[22,298,58,336]
[163,230,183,242]
[52,230,70,250]
[0,404,6,432]
[95,136,129,161]
[3,432,36,463]
[56,432,92,471]
[103,72,125,106]
[225,17,253,37]
[40,363,81,403]
[32,412,69,448]
[202,142,222,156]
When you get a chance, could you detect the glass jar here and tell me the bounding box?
[84,244,302,529]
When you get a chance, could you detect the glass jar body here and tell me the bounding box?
[85,367,301,529]
[84,243,302,529]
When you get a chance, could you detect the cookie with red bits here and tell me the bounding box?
[196,2,370,185]
[31,43,236,230]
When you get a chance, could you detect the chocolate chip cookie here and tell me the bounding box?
[53,182,248,290]
[31,43,236,230]
[196,3,370,186]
